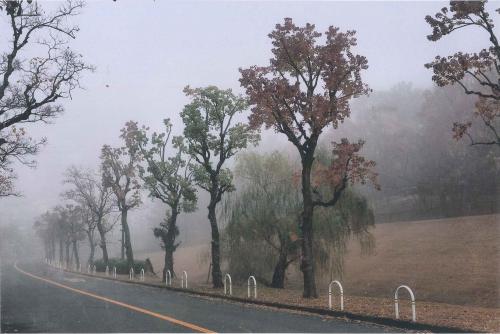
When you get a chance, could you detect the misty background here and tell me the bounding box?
[0,0,498,260]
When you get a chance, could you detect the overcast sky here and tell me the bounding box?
[0,0,494,231]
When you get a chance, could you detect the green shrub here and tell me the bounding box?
[93,258,147,275]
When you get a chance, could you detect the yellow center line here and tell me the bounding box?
[14,263,215,333]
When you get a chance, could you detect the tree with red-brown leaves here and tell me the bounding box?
[239,18,378,298]
[425,1,500,146]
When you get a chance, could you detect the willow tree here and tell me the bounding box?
[223,151,375,289]
[223,151,301,288]
[181,86,260,288]
[125,119,197,281]
[240,18,378,298]
[101,123,142,269]
[425,1,500,146]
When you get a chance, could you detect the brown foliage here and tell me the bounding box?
[425,0,500,146]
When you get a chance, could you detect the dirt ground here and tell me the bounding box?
[135,214,500,331]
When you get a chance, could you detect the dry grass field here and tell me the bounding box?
[139,214,500,309]
[343,214,499,308]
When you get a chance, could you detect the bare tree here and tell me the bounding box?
[64,166,115,266]
[0,0,93,196]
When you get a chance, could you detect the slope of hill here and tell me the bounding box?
[140,214,499,308]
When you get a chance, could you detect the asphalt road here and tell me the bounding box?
[1,262,394,333]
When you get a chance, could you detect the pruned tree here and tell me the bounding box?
[0,0,93,196]
[125,119,197,281]
[181,86,260,288]
[101,123,142,270]
[240,18,378,297]
[425,0,500,146]
[64,166,116,265]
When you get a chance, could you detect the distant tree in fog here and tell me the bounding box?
[240,18,379,298]
[425,0,500,146]
[333,83,498,222]
[55,204,85,269]
[125,119,197,282]
[181,85,260,288]
[0,0,93,196]
[64,166,116,265]
[35,204,85,268]
[101,124,142,270]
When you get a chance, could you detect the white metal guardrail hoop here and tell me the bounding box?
[394,285,416,322]
[113,266,117,278]
[129,267,134,280]
[181,271,187,288]
[224,273,232,295]
[328,280,344,311]
[247,276,257,299]
[78,263,82,272]
[165,270,172,286]
[140,268,145,281]
[87,264,91,274]
[92,265,96,275]
[105,266,109,276]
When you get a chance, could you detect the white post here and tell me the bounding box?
[78,263,82,272]
[129,267,134,280]
[394,285,416,322]
[87,264,91,274]
[181,271,188,288]
[166,270,172,286]
[140,268,145,281]
[224,273,232,295]
[105,266,109,276]
[113,267,117,279]
[247,276,257,299]
[328,280,344,311]
[92,265,96,275]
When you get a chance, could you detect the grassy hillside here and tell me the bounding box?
[140,214,499,308]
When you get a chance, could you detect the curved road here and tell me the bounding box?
[1,262,394,333]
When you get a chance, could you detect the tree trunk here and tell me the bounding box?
[300,158,318,298]
[208,199,223,288]
[121,228,125,260]
[50,237,56,261]
[43,240,49,260]
[271,249,288,289]
[86,230,95,265]
[72,240,80,269]
[96,216,109,265]
[50,236,56,261]
[121,208,134,269]
[65,241,71,267]
[59,238,64,264]
[162,210,178,282]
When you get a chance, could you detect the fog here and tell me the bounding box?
[0,0,497,260]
